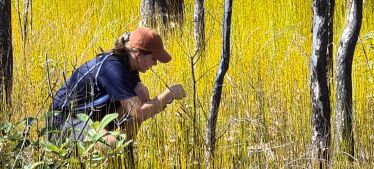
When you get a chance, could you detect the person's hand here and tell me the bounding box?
[169,84,186,100]
[135,82,150,103]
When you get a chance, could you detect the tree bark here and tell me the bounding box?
[166,0,184,27]
[139,0,156,28]
[194,0,205,52]
[310,0,331,168]
[155,0,168,26]
[139,0,184,29]
[0,0,13,110]
[335,0,362,163]
[326,0,334,93]
[205,0,232,168]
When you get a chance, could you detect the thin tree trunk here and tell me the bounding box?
[310,0,331,168]
[335,0,362,163]
[327,0,334,93]
[0,0,14,111]
[167,0,184,27]
[139,0,156,28]
[140,0,184,29]
[194,0,205,52]
[192,0,205,164]
[205,0,232,168]
[155,0,168,26]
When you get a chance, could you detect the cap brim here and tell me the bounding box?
[153,49,172,63]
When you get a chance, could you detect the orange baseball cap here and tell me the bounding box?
[128,28,172,63]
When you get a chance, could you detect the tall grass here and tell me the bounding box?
[5,0,374,168]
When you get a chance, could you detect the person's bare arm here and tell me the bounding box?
[118,84,186,137]
[134,82,150,103]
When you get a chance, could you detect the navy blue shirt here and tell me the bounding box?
[52,52,140,120]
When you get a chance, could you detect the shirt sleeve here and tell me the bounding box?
[98,58,139,101]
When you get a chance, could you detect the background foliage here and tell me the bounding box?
[1,0,373,168]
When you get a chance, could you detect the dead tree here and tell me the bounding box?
[205,0,232,168]
[194,0,205,52]
[139,0,184,29]
[166,0,184,27]
[335,0,362,163]
[140,0,156,28]
[190,0,205,163]
[310,0,331,168]
[0,0,13,111]
[326,0,334,93]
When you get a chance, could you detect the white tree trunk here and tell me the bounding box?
[335,0,362,163]
[310,0,331,168]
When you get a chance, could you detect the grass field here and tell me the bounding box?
[2,0,374,168]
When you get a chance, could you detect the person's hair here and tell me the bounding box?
[111,34,151,60]
[111,35,130,57]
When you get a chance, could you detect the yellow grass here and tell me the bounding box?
[7,0,374,168]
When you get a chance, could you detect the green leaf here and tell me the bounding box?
[76,113,93,126]
[0,122,12,134]
[83,142,96,154]
[41,141,59,153]
[123,140,133,147]
[364,32,374,40]
[9,133,22,141]
[92,130,106,141]
[92,156,104,161]
[109,131,120,136]
[87,129,97,137]
[92,121,100,131]
[99,113,118,130]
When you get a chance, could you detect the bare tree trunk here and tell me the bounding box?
[0,0,14,111]
[167,0,184,27]
[139,0,184,29]
[194,0,205,52]
[326,0,334,93]
[155,0,168,26]
[310,0,331,168]
[205,0,232,168]
[191,0,205,164]
[335,0,362,163]
[139,0,156,28]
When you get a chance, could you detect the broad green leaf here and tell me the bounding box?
[88,128,97,137]
[41,141,59,153]
[99,113,118,130]
[93,130,106,141]
[109,131,120,136]
[92,121,100,131]
[76,113,93,126]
